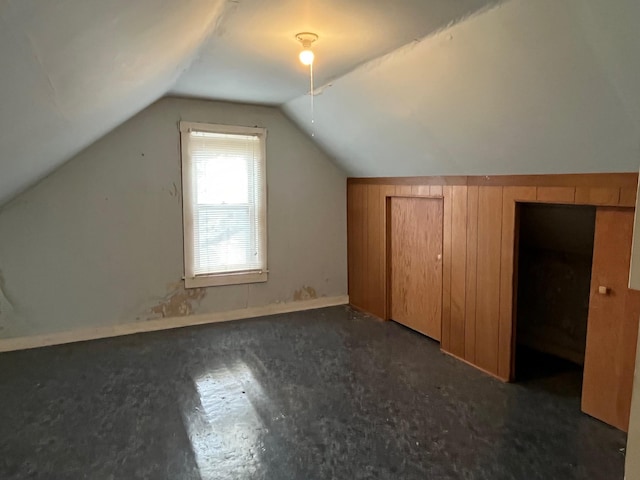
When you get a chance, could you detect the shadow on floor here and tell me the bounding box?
[515,345,584,399]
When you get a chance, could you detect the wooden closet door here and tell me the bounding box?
[582,207,640,431]
[389,197,443,340]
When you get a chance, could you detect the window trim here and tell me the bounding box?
[180,121,268,289]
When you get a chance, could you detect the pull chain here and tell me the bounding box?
[310,62,315,137]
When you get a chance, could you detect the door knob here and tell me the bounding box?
[437,254,442,260]
[598,286,609,295]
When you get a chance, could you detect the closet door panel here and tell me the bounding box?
[582,207,640,431]
[389,197,443,340]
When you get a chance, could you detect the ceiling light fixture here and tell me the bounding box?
[296,32,317,66]
[295,32,318,136]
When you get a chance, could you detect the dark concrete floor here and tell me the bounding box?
[0,306,626,479]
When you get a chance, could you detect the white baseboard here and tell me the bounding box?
[0,295,349,353]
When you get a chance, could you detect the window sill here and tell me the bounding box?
[184,271,268,288]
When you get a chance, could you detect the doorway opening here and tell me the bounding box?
[514,203,596,397]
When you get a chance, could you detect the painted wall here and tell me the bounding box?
[284,0,640,177]
[0,97,347,339]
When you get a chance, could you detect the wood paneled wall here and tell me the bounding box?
[347,173,638,381]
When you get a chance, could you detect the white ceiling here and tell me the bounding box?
[285,0,640,177]
[0,0,226,205]
[0,0,500,205]
[171,0,502,105]
[1,0,639,205]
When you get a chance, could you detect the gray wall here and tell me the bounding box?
[0,97,347,338]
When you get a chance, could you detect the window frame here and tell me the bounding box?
[180,121,268,289]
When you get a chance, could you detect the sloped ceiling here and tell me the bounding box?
[0,0,226,205]
[1,0,639,205]
[284,0,640,176]
[171,0,503,104]
[0,0,501,205]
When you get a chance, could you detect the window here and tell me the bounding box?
[180,122,267,288]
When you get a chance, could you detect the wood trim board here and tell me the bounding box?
[349,173,638,188]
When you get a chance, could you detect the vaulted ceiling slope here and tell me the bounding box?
[2,0,639,206]
[170,0,503,105]
[284,0,640,177]
[0,0,226,205]
[0,0,501,206]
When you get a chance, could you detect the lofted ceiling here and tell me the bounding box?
[0,0,226,205]
[170,0,502,105]
[285,0,640,177]
[0,0,501,205]
[0,0,639,205]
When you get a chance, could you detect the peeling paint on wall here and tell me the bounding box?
[0,269,15,316]
[149,281,205,319]
[293,286,318,301]
[0,97,347,339]
[0,269,16,334]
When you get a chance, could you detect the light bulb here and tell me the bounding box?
[299,49,314,66]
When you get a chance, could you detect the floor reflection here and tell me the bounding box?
[183,362,266,480]
[0,307,627,479]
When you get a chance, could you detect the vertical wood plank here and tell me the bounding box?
[411,185,431,196]
[441,186,453,351]
[536,186,575,203]
[465,186,479,363]
[366,185,384,318]
[430,185,444,197]
[348,183,367,309]
[498,186,536,380]
[347,183,356,309]
[575,187,620,206]
[475,186,503,375]
[380,185,396,319]
[396,185,412,196]
[620,187,637,207]
[447,186,467,357]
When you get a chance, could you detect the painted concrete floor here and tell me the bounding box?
[0,306,626,479]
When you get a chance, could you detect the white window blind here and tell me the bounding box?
[181,122,267,287]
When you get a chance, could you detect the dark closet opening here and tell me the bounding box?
[515,203,596,395]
